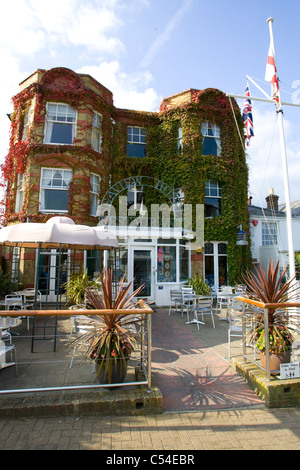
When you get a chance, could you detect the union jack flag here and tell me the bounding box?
[242,84,254,146]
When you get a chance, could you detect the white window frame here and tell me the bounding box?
[40,167,72,213]
[201,121,221,156]
[22,103,34,141]
[205,179,222,217]
[177,126,183,153]
[262,221,278,246]
[15,173,24,213]
[127,126,146,144]
[91,112,102,152]
[44,102,77,145]
[90,173,100,216]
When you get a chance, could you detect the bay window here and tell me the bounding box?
[90,173,100,216]
[44,103,77,145]
[40,168,72,212]
[201,121,221,156]
[91,112,102,152]
[205,179,222,217]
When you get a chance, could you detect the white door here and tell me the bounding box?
[130,247,155,301]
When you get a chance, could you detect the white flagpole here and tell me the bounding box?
[266,17,296,280]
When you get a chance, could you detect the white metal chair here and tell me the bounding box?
[68,305,95,368]
[5,293,23,310]
[180,290,195,322]
[168,290,182,315]
[0,342,18,376]
[192,297,215,329]
[21,289,42,329]
[227,298,254,359]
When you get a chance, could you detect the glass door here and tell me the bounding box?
[132,248,155,300]
[37,249,69,302]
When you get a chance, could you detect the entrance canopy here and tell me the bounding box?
[0,216,119,250]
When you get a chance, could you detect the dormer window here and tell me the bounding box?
[44,103,77,145]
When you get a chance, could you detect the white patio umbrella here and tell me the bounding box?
[0,217,119,352]
[0,216,119,250]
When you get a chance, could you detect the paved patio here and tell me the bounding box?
[0,302,268,416]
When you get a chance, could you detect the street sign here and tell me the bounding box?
[280,362,300,380]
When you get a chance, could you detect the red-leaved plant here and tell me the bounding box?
[243,260,300,354]
[70,268,147,383]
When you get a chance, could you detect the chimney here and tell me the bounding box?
[266,188,279,211]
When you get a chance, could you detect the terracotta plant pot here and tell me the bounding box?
[260,350,291,375]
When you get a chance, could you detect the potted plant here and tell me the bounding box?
[187,274,211,296]
[63,270,97,305]
[243,260,300,373]
[70,268,146,385]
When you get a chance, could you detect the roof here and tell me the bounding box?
[248,204,286,218]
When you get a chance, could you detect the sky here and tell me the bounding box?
[1,0,300,208]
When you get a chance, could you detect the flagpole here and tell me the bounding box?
[267,17,296,280]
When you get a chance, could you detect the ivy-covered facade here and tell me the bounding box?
[1,67,251,305]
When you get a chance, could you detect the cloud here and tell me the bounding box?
[140,0,193,68]
[77,61,162,111]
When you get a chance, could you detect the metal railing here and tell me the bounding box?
[0,301,154,395]
[237,296,300,380]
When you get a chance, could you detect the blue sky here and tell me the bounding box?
[1,0,300,207]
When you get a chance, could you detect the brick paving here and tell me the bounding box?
[1,307,300,450]
[1,407,300,450]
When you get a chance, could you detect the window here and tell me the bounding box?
[262,222,278,246]
[22,103,33,140]
[127,126,146,158]
[157,245,176,282]
[205,180,221,217]
[127,186,144,210]
[91,112,102,152]
[177,127,183,153]
[201,121,221,156]
[40,168,72,212]
[15,173,24,212]
[44,103,76,145]
[90,173,100,216]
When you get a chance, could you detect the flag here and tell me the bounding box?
[242,84,254,146]
[265,44,279,100]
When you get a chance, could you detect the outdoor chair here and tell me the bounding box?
[68,305,95,369]
[168,290,183,315]
[0,342,18,376]
[180,291,195,322]
[5,293,23,310]
[20,289,42,330]
[227,298,254,359]
[192,297,215,329]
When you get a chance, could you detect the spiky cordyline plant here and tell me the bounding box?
[243,260,300,353]
[71,268,147,383]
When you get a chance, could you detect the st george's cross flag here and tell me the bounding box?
[242,84,254,146]
[265,44,280,100]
